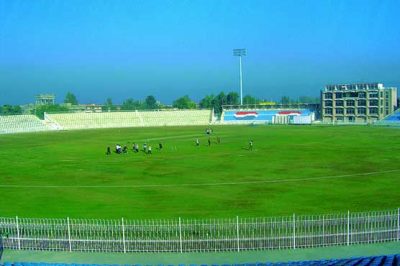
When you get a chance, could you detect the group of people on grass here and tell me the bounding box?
[105,128,254,155]
[107,142,162,155]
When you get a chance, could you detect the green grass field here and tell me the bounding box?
[0,125,399,219]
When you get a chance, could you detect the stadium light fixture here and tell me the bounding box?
[233,48,247,105]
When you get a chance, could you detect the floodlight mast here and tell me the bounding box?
[233,48,246,106]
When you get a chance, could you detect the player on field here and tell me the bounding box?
[106,146,111,155]
[148,145,152,154]
[159,142,163,150]
[115,144,122,154]
[196,138,199,146]
[249,140,253,151]
[208,138,211,146]
[143,143,147,153]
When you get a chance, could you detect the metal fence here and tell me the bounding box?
[0,234,3,259]
[0,209,399,253]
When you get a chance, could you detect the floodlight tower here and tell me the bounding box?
[233,48,247,105]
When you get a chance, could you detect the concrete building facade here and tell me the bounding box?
[321,83,397,123]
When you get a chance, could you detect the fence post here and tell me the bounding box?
[179,217,183,253]
[67,217,72,252]
[322,215,325,246]
[236,216,240,252]
[397,208,399,242]
[121,218,126,253]
[15,216,21,250]
[347,210,350,246]
[293,213,296,249]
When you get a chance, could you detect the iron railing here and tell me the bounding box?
[0,209,399,253]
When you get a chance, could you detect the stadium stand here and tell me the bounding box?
[221,109,314,125]
[0,115,50,134]
[45,112,143,130]
[382,109,400,123]
[45,110,212,130]
[2,254,400,266]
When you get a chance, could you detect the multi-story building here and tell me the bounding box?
[321,83,397,123]
[35,94,56,105]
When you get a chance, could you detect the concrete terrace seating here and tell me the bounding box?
[46,110,212,130]
[46,112,143,130]
[0,115,49,134]
[140,110,211,127]
[3,254,400,266]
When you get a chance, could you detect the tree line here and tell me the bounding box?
[0,105,22,115]
[1,91,320,118]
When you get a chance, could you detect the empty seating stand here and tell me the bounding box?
[0,115,50,134]
[46,110,212,130]
[3,254,399,266]
[383,110,400,123]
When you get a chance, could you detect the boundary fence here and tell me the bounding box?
[0,234,3,259]
[0,209,399,253]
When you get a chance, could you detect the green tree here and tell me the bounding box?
[298,96,319,104]
[121,98,142,110]
[64,92,78,105]
[226,92,239,105]
[0,105,22,115]
[173,95,196,109]
[33,104,69,119]
[243,95,259,105]
[106,97,113,106]
[280,96,290,104]
[199,94,214,109]
[212,92,227,115]
[144,95,158,109]
[102,97,117,111]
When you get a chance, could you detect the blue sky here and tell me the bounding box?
[0,0,399,105]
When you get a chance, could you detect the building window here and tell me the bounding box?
[345,92,357,98]
[346,108,355,114]
[357,100,366,106]
[335,108,344,114]
[335,92,343,98]
[325,108,332,114]
[369,93,378,98]
[369,100,378,106]
[325,100,333,107]
[346,100,355,106]
[358,92,366,98]
[325,93,333,99]
[369,108,378,114]
[335,100,344,106]
[380,92,383,97]
[357,108,366,114]
[336,116,344,121]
